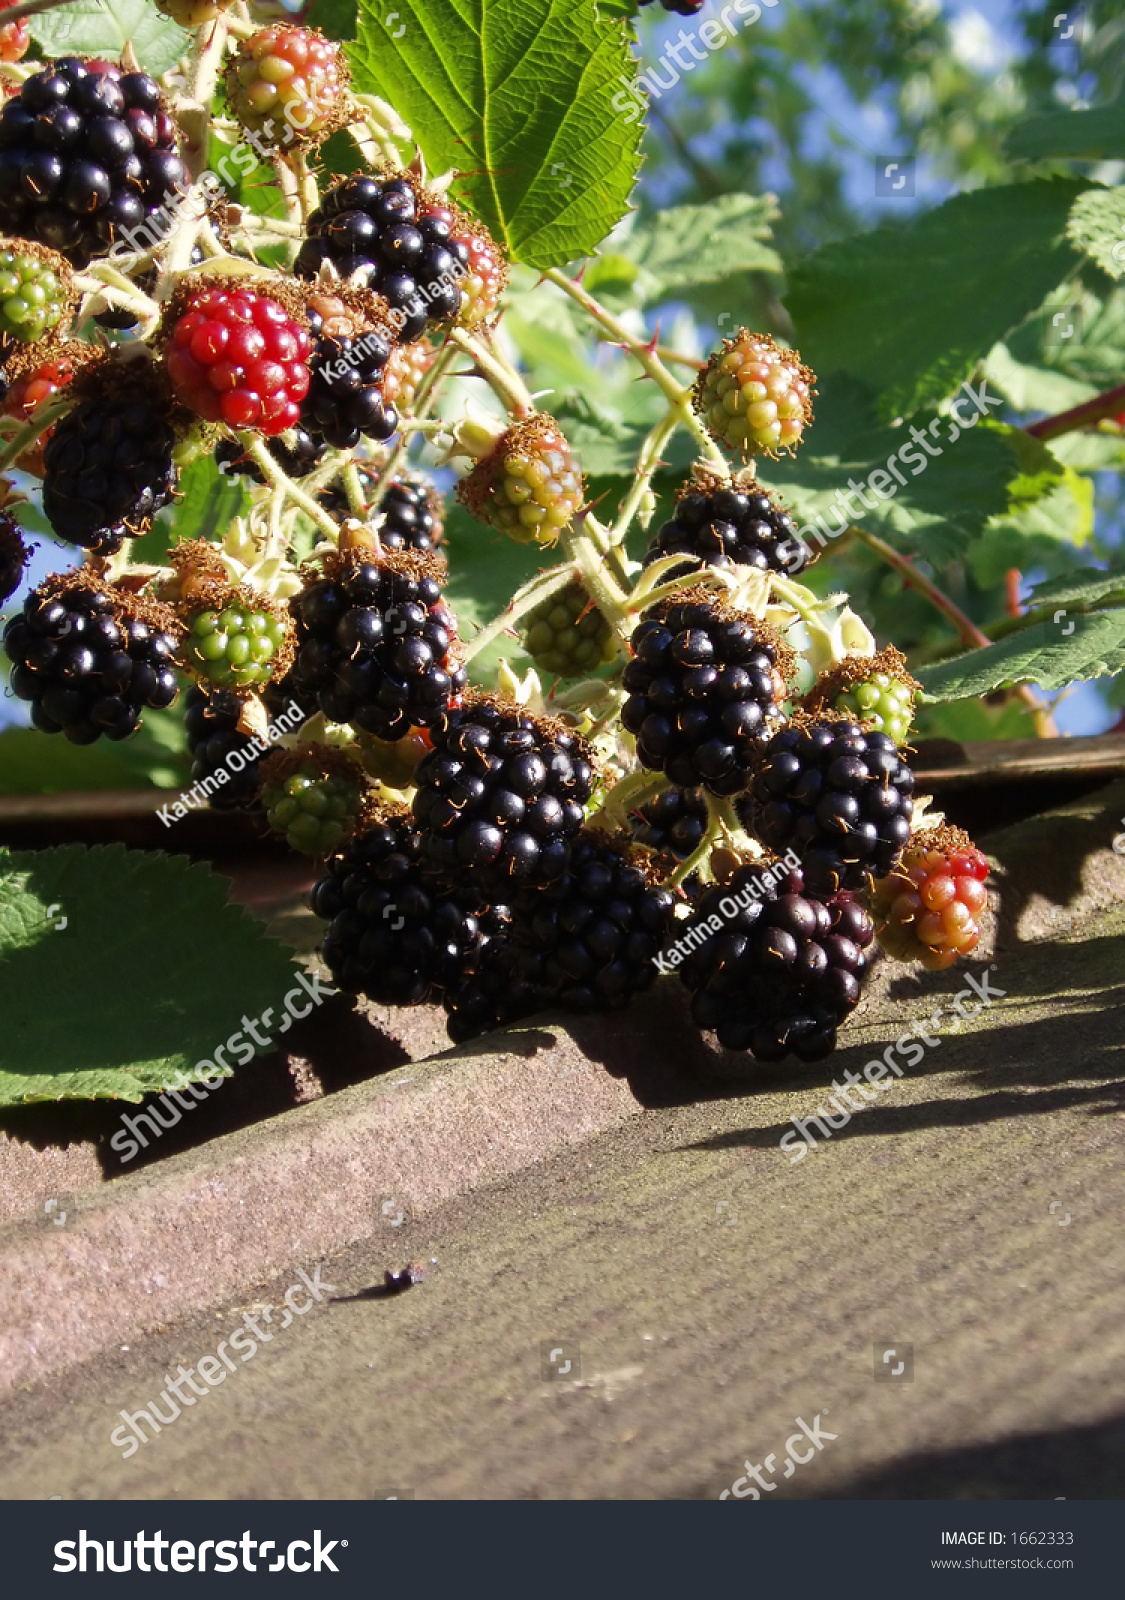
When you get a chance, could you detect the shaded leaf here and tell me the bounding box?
[916,608,1125,701]
[621,193,781,301]
[1025,566,1125,611]
[1005,101,1125,162]
[1066,186,1125,281]
[134,455,251,565]
[0,846,304,1103]
[29,0,189,75]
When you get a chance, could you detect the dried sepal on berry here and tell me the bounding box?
[259,742,371,857]
[801,646,921,747]
[455,414,585,547]
[0,239,77,345]
[693,330,815,458]
[224,24,351,149]
[872,823,990,971]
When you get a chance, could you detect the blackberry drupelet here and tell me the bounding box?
[643,471,807,577]
[309,812,485,1005]
[0,57,185,266]
[295,172,472,340]
[679,862,874,1062]
[622,595,792,796]
[749,717,916,895]
[42,390,177,554]
[4,576,179,743]
[521,831,675,1011]
[441,903,543,1043]
[412,695,595,887]
[291,546,466,740]
[630,785,709,861]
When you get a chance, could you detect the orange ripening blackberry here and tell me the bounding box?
[872,826,989,970]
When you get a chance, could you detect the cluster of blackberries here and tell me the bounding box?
[42,394,177,554]
[0,58,184,266]
[749,719,915,895]
[4,581,178,743]
[311,813,485,1005]
[441,903,541,1042]
[290,552,465,740]
[644,482,805,578]
[412,699,594,886]
[679,862,874,1062]
[295,174,467,340]
[518,831,676,1012]
[302,306,398,450]
[622,598,788,795]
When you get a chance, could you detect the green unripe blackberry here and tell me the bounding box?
[523,582,618,678]
[456,414,584,547]
[836,673,915,745]
[261,747,365,857]
[694,330,814,457]
[0,244,73,343]
[184,601,291,691]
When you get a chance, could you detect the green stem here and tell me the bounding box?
[0,397,71,471]
[460,561,577,667]
[243,435,339,545]
[448,326,535,417]
[369,339,459,502]
[611,404,680,547]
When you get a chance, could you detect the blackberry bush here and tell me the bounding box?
[4,576,179,743]
[749,717,916,895]
[622,595,793,795]
[872,826,990,971]
[412,695,595,886]
[679,862,875,1062]
[644,467,807,577]
[0,58,184,265]
[291,545,466,739]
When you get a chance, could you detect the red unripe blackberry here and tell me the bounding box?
[291,545,466,740]
[456,414,584,546]
[679,861,874,1062]
[165,284,312,437]
[519,831,676,1012]
[622,595,793,796]
[872,826,989,971]
[630,784,709,861]
[226,25,347,146]
[309,812,486,1006]
[412,694,596,888]
[0,0,30,63]
[644,467,808,577]
[749,717,916,895]
[522,580,618,678]
[0,57,185,267]
[694,330,814,457]
[0,340,88,473]
[383,336,436,412]
[42,385,177,555]
[0,512,29,603]
[4,575,180,743]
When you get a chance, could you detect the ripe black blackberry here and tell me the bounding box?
[0,514,29,604]
[216,427,326,483]
[621,595,793,796]
[42,385,177,555]
[441,903,543,1043]
[309,812,484,1005]
[679,862,874,1062]
[749,717,916,895]
[630,785,709,861]
[290,545,466,740]
[184,687,267,810]
[643,469,807,578]
[412,695,595,887]
[321,471,444,555]
[295,172,470,340]
[302,305,397,450]
[639,0,706,13]
[0,57,185,266]
[3,576,179,743]
[521,831,676,1011]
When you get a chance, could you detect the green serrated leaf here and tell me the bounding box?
[786,179,1089,421]
[621,193,781,302]
[983,341,1098,415]
[133,454,251,564]
[916,608,1125,702]
[348,0,642,268]
[1025,566,1125,611]
[1006,100,1125,162]
[0,846,306,1103]
[29,0,189,75]
[1066,186,1125,281]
